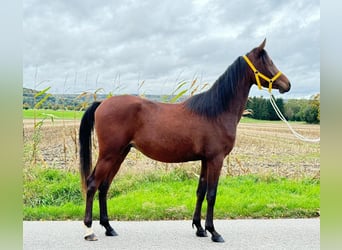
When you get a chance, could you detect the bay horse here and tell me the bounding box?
[79,39,291,242]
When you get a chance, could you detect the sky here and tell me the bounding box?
[23,0,320,99]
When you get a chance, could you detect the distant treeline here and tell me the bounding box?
[245,94,320,124]
[22,88,169,111]
[23,88,89,111]
[23,88,320,124]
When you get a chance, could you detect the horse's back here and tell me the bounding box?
[95,95,186,125]
[96,95,144,120]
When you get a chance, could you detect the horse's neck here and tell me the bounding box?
[223,80,252,124]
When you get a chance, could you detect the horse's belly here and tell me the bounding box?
[131,140,201,163]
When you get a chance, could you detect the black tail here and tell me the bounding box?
[79,101,102,192]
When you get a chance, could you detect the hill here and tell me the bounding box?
[22,88,181,110]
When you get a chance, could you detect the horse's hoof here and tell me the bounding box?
[84,233,98,241]
[105,229,118,236]
[211,234,224,243]
[196,228,208,237]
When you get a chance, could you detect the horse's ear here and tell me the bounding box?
[257,38,266,53]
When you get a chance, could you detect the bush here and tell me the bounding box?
[283,94,320,124]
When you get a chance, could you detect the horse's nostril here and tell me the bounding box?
[288,82,291,90]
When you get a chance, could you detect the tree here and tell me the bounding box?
[267,98,284,120]
[302,94,320,124]
[283,94,320,124]
[246,96,284,121]
[284,99,308,121]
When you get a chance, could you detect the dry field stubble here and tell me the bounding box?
[23,119,320,178]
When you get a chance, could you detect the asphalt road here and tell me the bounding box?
[23,219,319,250]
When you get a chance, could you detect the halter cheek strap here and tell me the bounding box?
[242,55,282,93]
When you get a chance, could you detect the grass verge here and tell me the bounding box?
[23,109,84,120]
[23,166,320,220]
[23,109,301,124]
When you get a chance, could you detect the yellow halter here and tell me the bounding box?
[242,55,282,93]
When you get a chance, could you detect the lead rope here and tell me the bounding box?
[242,54,320,143]
[265,90,320,143]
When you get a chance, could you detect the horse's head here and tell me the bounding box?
[244,39,291,93]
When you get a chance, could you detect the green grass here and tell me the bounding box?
[239,116,306,124]
[23,167,320,220]
[23,109,84,120]
[23,109,308,125]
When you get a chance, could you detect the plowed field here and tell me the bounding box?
[23,119,320,178]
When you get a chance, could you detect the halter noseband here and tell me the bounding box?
[242,55,282,93]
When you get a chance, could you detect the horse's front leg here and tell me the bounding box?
[192,160,208,237]
[205,157,224,243]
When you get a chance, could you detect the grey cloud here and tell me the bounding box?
[23,0,320,97]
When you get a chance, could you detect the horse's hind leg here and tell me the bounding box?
[98,147,130,236]
[83,169,99,241]
[98,181,117,236]
[83,147,129,241]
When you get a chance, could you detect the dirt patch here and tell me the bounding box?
[23,119,320,178]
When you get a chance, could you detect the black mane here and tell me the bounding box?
[184,56,247,118]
